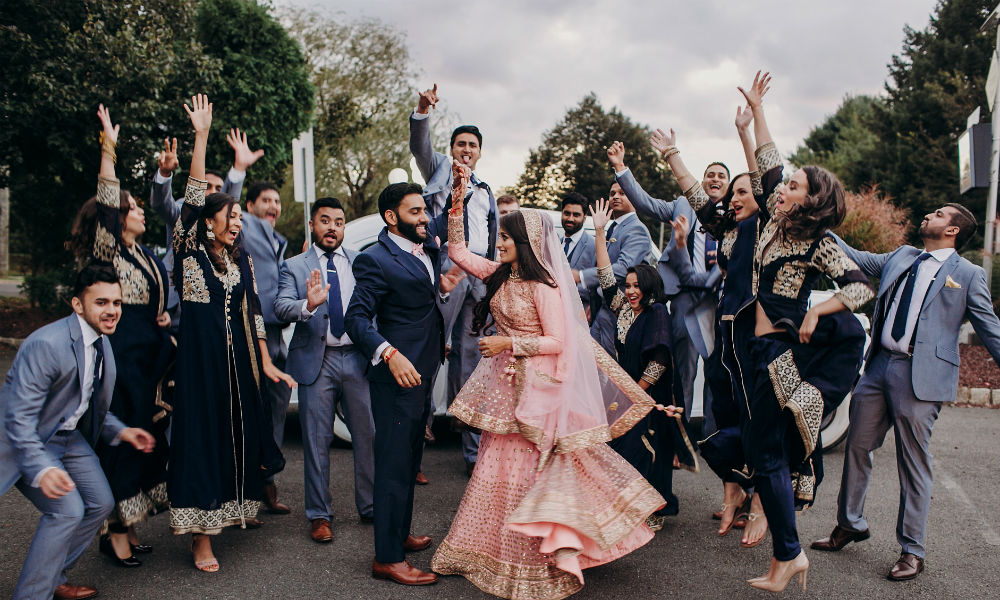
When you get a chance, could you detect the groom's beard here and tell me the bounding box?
[396,218,428,244]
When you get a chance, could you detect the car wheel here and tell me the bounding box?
[821,394,851,451]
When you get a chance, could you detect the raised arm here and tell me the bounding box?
[650,129,710,213]
[224,127,262,201]
[409,83,447,183]
[607,141,676,222]
[589,197,626,312]
[829,232,893,279]
[173,95,212,255]
[447,160,499,280]
[667,215,717,289]
[738,72,783,219]
[966,266,1000,365]
[738,71,773,149]
[150,137,181,225]
[93,104,122,263]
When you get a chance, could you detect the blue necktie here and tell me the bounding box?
[890,252,932,342]
[325,252,345,338]
[606,221,617,241]
[564,237,571,256]
[704,233,717,269]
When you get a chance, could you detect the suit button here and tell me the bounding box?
[59,417,66,422]
[323,315,328,319]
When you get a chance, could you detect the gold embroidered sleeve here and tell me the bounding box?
[448,213,465,247]
[173,177,207,255]
[682,180,711,212]
[184,177,207,208]
[597,264,616,290]
[811,237,874,310]
[92,175,121,262]
[749,169,762,196]
[755,142,781,173]
[511,336,540,357]
[598,264,625,312]
[255,314,266,340]
[640,361,667,385]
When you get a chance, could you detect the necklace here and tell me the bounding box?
[509,266,521,280]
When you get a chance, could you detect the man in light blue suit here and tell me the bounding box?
[275,198,375,543]
[148,133,251,327]
[812,204,1000,582]
[241,180,293,514]
[1,265,155,600]
[561,193,598,315]
[409,83,497,473]
[578,179,652,356]
[606,141,726,432]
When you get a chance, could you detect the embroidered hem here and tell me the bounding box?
[169,500,261,535]
[433,540,582,600]
[100,482,169,534]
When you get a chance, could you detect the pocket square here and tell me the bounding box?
[945,275,962,289]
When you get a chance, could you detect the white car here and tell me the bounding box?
[286,209,867,449]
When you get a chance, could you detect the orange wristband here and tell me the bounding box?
[384,347,398,362]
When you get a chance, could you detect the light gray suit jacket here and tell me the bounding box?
[149,173,244,309]
[241,213,288,327]
[566,230,597,307]
[616,168,719,357]
[0,315,125,495]
[275,247,360,386]
[835,235,1000,402]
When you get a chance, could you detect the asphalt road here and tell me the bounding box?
[1,344,998,599]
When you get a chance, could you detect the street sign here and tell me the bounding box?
[988,52,999,111]
[292,128,315,206]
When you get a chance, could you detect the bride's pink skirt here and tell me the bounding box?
[431,431,663,600]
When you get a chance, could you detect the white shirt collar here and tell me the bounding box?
[387,231,421,253]
[565,228,585,243]
[922,247,955,262]
[75,313,100,348]
[313,243,347,261]
[611,212,637,226]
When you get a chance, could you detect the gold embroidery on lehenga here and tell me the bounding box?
[113,253,150,304]
[774,263,806,299]
[181,256,209,303]
[169,500,262,535]
[94,224,116,262]
[766,349,823,456]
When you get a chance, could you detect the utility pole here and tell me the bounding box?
[0,187,8,277]
[980,3,1000,289]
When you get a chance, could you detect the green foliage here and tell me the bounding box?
[1,0,312,283]
[834,186,912,253]
[512,93,681,210]
[279,8,434,225]
[789,95,885,192]
[19,265,75,311]
[196,0,314,187]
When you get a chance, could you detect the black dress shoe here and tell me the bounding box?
[99,535,142,568]
[359,514,374,524]
[131,543,153,554]
[810,525,870,552]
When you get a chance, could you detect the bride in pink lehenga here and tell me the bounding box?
[430,162,667,600]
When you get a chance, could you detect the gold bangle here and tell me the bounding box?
[661,146,679,160]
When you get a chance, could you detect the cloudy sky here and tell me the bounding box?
[279,0,942,191]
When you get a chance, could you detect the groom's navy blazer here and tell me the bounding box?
[345,228,446,382]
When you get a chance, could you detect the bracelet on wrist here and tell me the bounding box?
[384,347,398,362]
[660,146,680,160]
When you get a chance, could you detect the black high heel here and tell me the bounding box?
[131,543,153,554]
[99,534,142,567]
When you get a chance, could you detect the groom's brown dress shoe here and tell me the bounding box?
[53,584,99,599]
[372,560,438,585]
[310,518,333,543]
[403,534,432,552]
[887,553,924,581]
[810,525,870,551]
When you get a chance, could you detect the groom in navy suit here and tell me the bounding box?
[1,265,155,600]
[346,183,461,586]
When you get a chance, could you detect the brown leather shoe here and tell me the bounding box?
[244,517,263,529]
[810,525,870,552]
[263,483,291,514]
[415,472,429,485]
[887,553,924,581]
[371,560,438,585]
[403,534,432,552]
[310,518,333,543]
[53,584,99,599]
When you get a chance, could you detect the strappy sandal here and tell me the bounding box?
[718,493,750,536]
[740,512,766,548]
[191,535,219,572]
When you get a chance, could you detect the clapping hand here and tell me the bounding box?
[417,83,439,114]
[305,268,330,312]
[649,128,676,155]
[451,159,470,213]
[607,141,626,171]
[440,264,466,294]
[184,94,212,133]
[96,104,119,145]
[227,128,264,172]
[590,197,613,231]
[158,137,179,177]
[737,70,771,108]
[671,215,689,249]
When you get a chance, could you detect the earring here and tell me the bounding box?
[206,223,215,240]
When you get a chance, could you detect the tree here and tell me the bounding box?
[0,0,313,274]
[279,7,434,222]
[789,95,885,192]
[196,0,314,185]
[875,0,993,239]
[834,186,912,254]
[511,94,681,210]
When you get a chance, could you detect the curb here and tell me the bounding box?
[0,336,23,349]
[954,386,1000,408]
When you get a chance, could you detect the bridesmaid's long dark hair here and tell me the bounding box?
[471,210,556,335]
